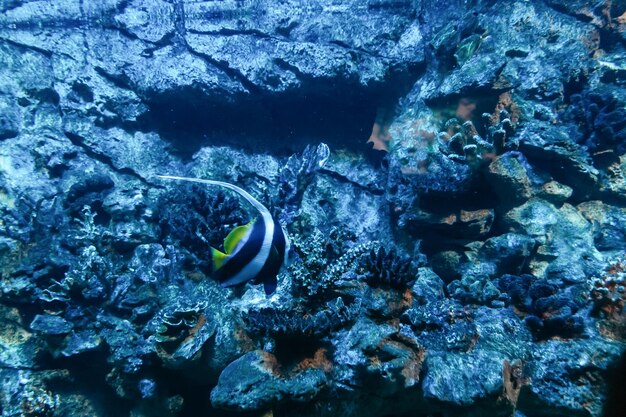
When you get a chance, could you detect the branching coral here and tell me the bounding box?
[402,299,478,352]
[288,227,376,298]
[438,119,493,163]
[590,255,626,340]
[437,109,517,163]
[157,183,246,255]
[72,205,103,243]
[277,143,330,225]
[591,255,626,319]
[362,247,415,290]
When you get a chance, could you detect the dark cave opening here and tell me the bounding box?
[45,350,131,417]
[142,65,424,159]
[145,87,379,158]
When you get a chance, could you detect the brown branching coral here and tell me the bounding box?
[591,256,626,318]
[591,255,626,340]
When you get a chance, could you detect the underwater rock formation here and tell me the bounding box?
[1,0,626,416]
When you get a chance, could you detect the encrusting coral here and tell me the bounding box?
[563,90,626,159]
[498,274,587,340]
[244,297,359,339]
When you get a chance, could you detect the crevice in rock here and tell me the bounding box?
[63,131,153,185]
[174,5,263,95]
[327,40,390,59]
[48,351,131,417]
[0,0,24,14]
[172,0,187,43]
[187,28,273,39]
[0,37,53,58]
[598,27,626,51]
[142,85,379,158]
[319,169,385,195]
[93,66,134,92]
[541,1,595,24]
[185,47,261,95]
[0,36,78,62]
[273,58,307,80]
[114,0,132,16]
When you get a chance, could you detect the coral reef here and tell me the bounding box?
[591,255,626,340]
[1,0,626,416]
[277,143,330,225]
[244,297,358,339]
[288,227,376,298]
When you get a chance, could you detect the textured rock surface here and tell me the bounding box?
[1,0,625,416]
[210,350,328,411]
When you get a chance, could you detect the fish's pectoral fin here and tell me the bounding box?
[223,220,254,254]
[210,247,228,271]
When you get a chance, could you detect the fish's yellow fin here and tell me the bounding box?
[211,247,228,271]
[223,221,254,254]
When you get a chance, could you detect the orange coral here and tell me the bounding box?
[367,122,392,151]
[456,97,477,120]
[492,92,520,124]
[296,348,333,373]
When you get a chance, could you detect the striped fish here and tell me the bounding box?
[158,175,289,295]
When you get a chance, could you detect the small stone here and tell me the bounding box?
[60,330,101,357]
[486,154,532,207]
[430,251,463,282]
[502,199,559,239]
[30,315,73,335]
[138,379,157,399]
[459,209,495,238]
[539,181,573,205]
[423,351,510,412]
[578,201,626,251]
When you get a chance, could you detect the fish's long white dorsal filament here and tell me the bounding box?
[157,175,270,218]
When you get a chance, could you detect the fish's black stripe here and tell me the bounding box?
[214,218,265,283]
[254,224,286,285]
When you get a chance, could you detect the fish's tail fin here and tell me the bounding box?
[210,247,228,272]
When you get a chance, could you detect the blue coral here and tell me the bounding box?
[565,90,626,157]
[498,274,587,340]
